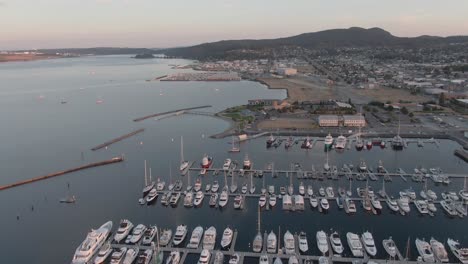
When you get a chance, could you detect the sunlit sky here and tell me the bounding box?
[1,0,468,50]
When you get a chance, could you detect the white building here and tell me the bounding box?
[276,68,297,76]
[343,115,366,127]
[318,115,339,127]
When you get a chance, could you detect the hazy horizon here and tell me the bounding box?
[2,0,468,50]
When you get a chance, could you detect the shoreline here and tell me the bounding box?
[0,54,67,63]
[248,77,290,101]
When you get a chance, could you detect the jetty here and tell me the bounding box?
[91,128,145,151]
[0,156,124,191]
[133,105,212,122]
[455,149,468,163]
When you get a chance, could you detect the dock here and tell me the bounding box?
[0,156,124,191]
[454,149,468,163]
[133,105,212,122]
[91,128,145,151]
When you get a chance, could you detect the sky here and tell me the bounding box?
[1,0,468,50]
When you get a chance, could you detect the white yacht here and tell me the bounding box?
[320,198,330,210]
[259,194,267,208]
[299,182,305,196]
[110,247,127,264]
[370,197,382,210]
[114,219,133,243]
[447,238,468,264]
[221,227,233,249]
[382,237,397,258]
[142,225,157,245]
[346,232,364,257]
[184,191,194,207]
[335,135,347,149]
[344,198,356,213]
[223,159,232,170]
[187,226,204,249]
[211,181,220,193]
[318,256,329,264]
[136,249,153,264]
[159,229,172,247]
[386,196,399,212]
[330,232,344,255]
[93,241,112,264]
[179,136,189,173]
[72,221,113,264]
[156,178,165,191]
[361,231,377,257]
[243,154,252,170]
[194,191,205,207]
[307,185,313,196]
[229,253,240,264]
[310,196,318,208]
[194,178,202,192]
[299,231,309,253]
[326,187,334,198]
[146,188,158,204]
[416,238,435,262]
[122,248,138,264]
[259,254,269,264]
[219,187,229,208]
[284,230,295,254]
[273,257,283,264]
[172,225,188,246]
[253,231,263,253]
[316,231,329,254]
[267,231,277,254]
[324,133,334,149]
[198,249,210,264]
[166,251,180,264]
[430,238,449,263]
[269,194,277,207]
[130,224,147,244]
[397,197,411,213]
[288,255,299,264]
[213,251,224,264]
[202,226,217,250]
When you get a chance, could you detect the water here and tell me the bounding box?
[0,56,466,263]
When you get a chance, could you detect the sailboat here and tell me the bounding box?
[230,171,238,193]
[228,136,240,153]
[347,178,353,197]
[179,136,189,173]
[143,160,155,195]
[186,169,193,191]
[250,172,256,194]
[392,114,404,150]
[59,182,76,203]
[152,229,163,264]
[252,206,263,253]
[324,151,330,172]
[355,119,364,151]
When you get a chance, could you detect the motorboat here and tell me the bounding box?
[269,194,277,207]
[259,194,267,208]
[211,181,219,193]
[440,200,458,217]
[229,253,240,264]
[427,202,437,213]
[326,187,334,198]
[202,226,217,250]
[370,197,382,210]
[345,198,357,213]
[298,231,309,253]
[310,196,318,208]
[194,191,205,207]
[161,191,171,206]
[288,255,299,264]
[122,248,138,264]
[114,219,133,243]
[447,238,468,264]
[184,191,193,207]
[307,185,313,196]
[267,231,277,253]
[159,229,172,247]
[201,154,213,169]
[430,238,449,263]
[221,227,233,249]
[284,230,295,254]
[93,241,112,264]
[136,249,153,264]
[318,256,329,264]
[166,251,180,264]
[361,231,377,257]
[253,231,263,253]
[156,179,165,191]
[243,154,252,170]
[347,232,364,257]
[260,254,269,264]
[298,182,305,196]
[110,247,127,264]
[219,187,229,208]
[316,230,329,254]
[209,193,218,207]
[169,192,181,206]
[416,238,435,262]
[266,133,277,148]
[415,200,430,215]
[397,197,411,213]
[233,195,243,209]
[382,237,397,258]
[319,187,326,197]
[197,249,210,264]
[146,188,158,204]
[172,225,188,246]
[142,225,157,245]
[223,158,232,170]
[330,232,344,255]
[320,198,330,210]
[273,257,283,264]
[241,183,248,194]
[386,196,400,212]
[213,251,224,264]
[187,226,204,249]
[194,178,202,192]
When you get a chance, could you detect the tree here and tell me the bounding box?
[401,106,409,115]
[439,92,446,106]
[409,112,414,117]
[386,105,394,111]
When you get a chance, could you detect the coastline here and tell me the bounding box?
[0,54,66,63]
[249,77,290,101]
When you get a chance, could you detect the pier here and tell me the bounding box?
[133,105,212,122]
[91,128,145,151]
[454,149,468,163]
[0,156,124,191]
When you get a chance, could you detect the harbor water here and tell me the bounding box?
[0,55,467,263]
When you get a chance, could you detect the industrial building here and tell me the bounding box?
[318,115,366,127]
[318,115,340,127]
[343,115,366,127]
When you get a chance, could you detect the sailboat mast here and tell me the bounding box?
[224,170,228,188]
[278,226,281,254]
[144,160,147,186]
[405,237,410,260]
[180,136,184,163]
[257,205,261,233]
[149,168,152,183]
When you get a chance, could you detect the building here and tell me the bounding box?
[318,115,339,127]
[248,99,279,106]
[276,68,297,76]
[343,115,366,127]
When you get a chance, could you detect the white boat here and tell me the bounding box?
[316,231,329,254]
[324,133,334,149]
[283,194,292,210]
[202,226,217,250]
[330,232,344,255]
[273,257,283,264]
[370,197,382,210]
[307,185,313,196]
[346,232,364,257]
[201,154,213,169]
[416,238,435,262]
[259,194,267,208]
[223,159,232,170]
[142,225,157,245]
[284,231,295,254]
[267,231,277,253]
[110,247,127,264]
[184,191,194,207]
[241,183,248,194]
[157,178,165,191]
[114,219,133,243]
[310,196,318,208]
[122,248,138,264]
[318,256,329,264]
[326,187,334,198]
[146,188,158,204]
[213,251,224,264]
[221,227,233,249]
[233,195,243,209]
[319,187,325,197]
[269,194,277,207]
[268,185,275,195]
[397,197,411,213]
[320,198,330,210]
[136,249,153,264]
[187,226,204,249]
[441,200,458,217]
[430,238,449,263]
[219,187,229,208]
[361,231,377,257]
[299,182,305,195]
[229,253,240,264]
[386,196,399,212]
[194,191,205,207]
[93,241,112,264]
[166,251,180,264]
[260,254,269,264]
[243,154,252,170]
[172,225,188,246]
[130,224,147,244]
[179,136,189,172]
[448,238,468,264]
[335,135,347,149]
[294,195,305,210]
[142,161,155,195]
[211,181,219,193]
[197,249,211,264]
[159,229,172,247]
[299,231,309,253]
[288,255,299,264]
[253,231,263,253]
[382,237,397,258]
[415,200,430,215]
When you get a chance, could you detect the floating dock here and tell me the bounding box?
[0,156,124,191]
[133,105,212,122]
[91,128,145,151]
